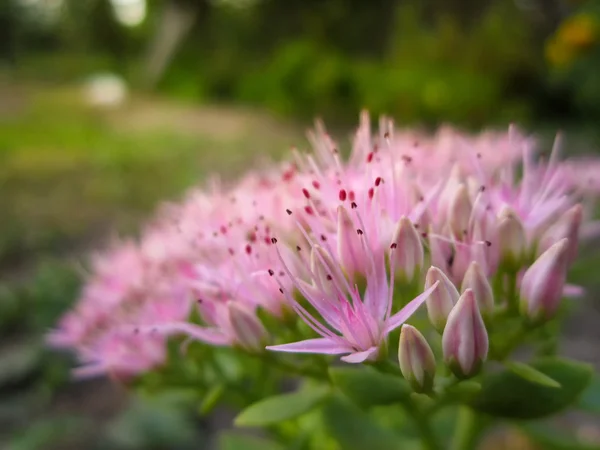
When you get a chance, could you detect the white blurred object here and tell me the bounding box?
[84,73,128,109]
[111,0,147,27]
[17,0,63,26]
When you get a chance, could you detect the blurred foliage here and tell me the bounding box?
[4,0,590,127]
[545,1,600,118]
[162,0,541,127]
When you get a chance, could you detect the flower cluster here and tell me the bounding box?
[49,112,600,385]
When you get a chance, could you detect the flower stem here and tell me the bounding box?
[505,270,519,315]
[450,406,480,450]
[414,413,440,450]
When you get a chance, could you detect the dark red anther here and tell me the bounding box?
[368,188,374,199]
[375,177,382,186]
[268,269,274,276]
[296,245,302,252]
[351,202,358,209]
[312,180,320,189]
[271,237,278,244]
[286,209,292,215]
[349,191,356,202]
[320,234,327,242]
[245,244,252,255]
[390,243,397,249]
[356,229,364,235]
[326,274,333,281]
[304,206,314,215]
[485,240,492,247]
[339,189,347,201]
[302,188,310,199]
[366,152,374,163]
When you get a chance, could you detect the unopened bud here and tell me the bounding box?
[398,324,436,393]
[461,261,494,317]
[448,184,472,239]
[228,302,269,353]
[520,238,570,323]
[539,204,582,264]
[442,289,489,379]
[425,266,459,333]
[497,206,526,267]
[391,217,424,281]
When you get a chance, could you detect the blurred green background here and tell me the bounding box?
[1,0,600,448]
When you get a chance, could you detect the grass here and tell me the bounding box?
[0,83,302,270]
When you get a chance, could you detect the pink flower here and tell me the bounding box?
[266,217,439,363]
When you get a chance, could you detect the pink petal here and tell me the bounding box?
[383,282,439,334]
[340,346,378,363]
[266,338,353,355]
[72,363,107,379]
[151,323,231,346]
[563,284,585,298]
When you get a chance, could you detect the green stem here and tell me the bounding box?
[450,406,480,450]
[403,396,440,450]
[414,413,440,450]
[506,271,518,315]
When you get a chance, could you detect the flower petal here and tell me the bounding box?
[340,346,379,363]
[563,283,584,298]
[266,338,353,355]
[150,323,231,346]
[384,281,439,334]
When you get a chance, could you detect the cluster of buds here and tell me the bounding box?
[49,112,599,390]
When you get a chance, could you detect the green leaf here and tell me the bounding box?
[234,385,331,427]
[578,374,600,414]
[443,381,482,403]
[321,395,405,450]
[506,361,561,388]
[471,357,592,419]
[219,432,285,450]
[519,422,600,450]
[329,366,411,408]
[199,384,225,415]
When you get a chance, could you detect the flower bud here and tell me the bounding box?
[497,206,526,266]
[448,184,472,239]
[228,302,268,353]
[461,261,494,317]
[520,238,569,323]
[442,289,489,379]
[391,217,424,281]
[425,266,459,333]
[398,324,436,393]
[539,204,582,265]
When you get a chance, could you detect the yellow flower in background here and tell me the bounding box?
[557,14,598,50]
[545,37,576,68]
